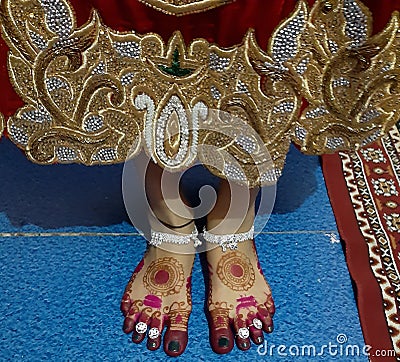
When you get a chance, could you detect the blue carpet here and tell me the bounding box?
[0,138,367,361]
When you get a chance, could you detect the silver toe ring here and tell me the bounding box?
[135,322,148,334]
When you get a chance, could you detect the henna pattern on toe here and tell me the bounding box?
[216,251,255,291]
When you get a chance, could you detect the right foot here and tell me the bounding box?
[120,246,195,357]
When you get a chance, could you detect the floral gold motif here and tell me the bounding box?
[1,0,400,187]
[138,0,234,16]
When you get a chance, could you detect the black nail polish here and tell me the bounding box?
[132,334,141,341]
[168,341,180,352]
[148,341,157,349]
[267,326,274,333]
[218,337,229,348]
[241,342,249,349]
[256,336,264,344]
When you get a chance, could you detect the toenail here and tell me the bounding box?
[148,341,157,349]
[132,334,141,341]
[218,337,229,348]
[241,342,249,349]
[168,341,180,352]
[267,326,274,333]
[256,336,263,344]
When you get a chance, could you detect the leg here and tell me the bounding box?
[121,162,196,357]
[205,179,275,354]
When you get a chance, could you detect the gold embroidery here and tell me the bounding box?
[138,0,234,16]
[1,0,400,187]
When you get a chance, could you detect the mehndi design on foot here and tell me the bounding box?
[206,234,275,354]
[121,230,195,357]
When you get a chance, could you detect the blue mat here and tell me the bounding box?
[0,138,367,361]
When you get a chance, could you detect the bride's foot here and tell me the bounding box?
[121,245,195,357]
[206,239,275,354]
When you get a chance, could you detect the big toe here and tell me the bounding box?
[210,327,234,354]
[163,329,188,357]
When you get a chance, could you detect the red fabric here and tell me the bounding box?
[1,0,399,119]
[322,154,394,361]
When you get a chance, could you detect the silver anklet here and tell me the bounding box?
[149,228,201,247]
[202,226,254,252]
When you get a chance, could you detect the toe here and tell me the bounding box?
[257,306,273,333]
[265,296,275,317]
[123,310,140,334]
[120,293,132,316]
[132,312,151,344]
[147,314,164,351]
[163,329,188,357]
[234,317,251,351]
[163,312,190,357]
[208,309,234,354]
[247,313,264,345]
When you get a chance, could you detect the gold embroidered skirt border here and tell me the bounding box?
[1,0,400,186]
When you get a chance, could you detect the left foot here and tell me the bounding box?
[206,239,275,354]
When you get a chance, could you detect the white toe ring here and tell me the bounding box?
[148,327,160,339]
[237,327,250,339]
[135,322,148,334]
[251,318,263,330]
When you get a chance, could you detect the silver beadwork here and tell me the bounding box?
[202,226,254,252]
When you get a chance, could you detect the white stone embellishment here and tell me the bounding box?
[83,115,104,132]
[223,163,247,182]
[9,125,28,146]
[113,41,140,58]
[252,318,263,330]
[121,72,135,86]
[148,328,160,339]
[21,105,52,123]
[235,135,257,154]
[237,327,250,339]
[328,40,339,54]
[134,93,156,162]
[55,146,77,161]
[343,0,368,47]
[371,178,399,197]
[295,126,307,141]
[92,62,106,75]
[202,226,254,252]
[92,148,117,162]
[210,86,221,100]
[29,31,48,50]
[332,78,350,88]
[259,168,282,183]
[326,137,345,150]
[154,95,190,167]
[209,52,230,72]
[305,106,328,119]
[41,0,73,39]
[296,58,310,75]
[135,322,148,334]
[45,77,68,92]
[236,80,250,96]
[273,102,295,114]
[360,109,381,123]
[272,5,306,64]
[149,228,201,247]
